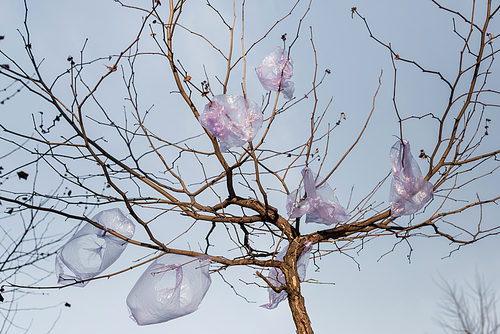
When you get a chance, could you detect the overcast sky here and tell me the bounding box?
[1,0,500,333]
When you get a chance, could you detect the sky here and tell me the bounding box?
[1,0,500,333]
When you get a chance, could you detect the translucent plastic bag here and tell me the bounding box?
[255,46,294,99]
[55,208,135,286]
[286,167,350,226]
[261,242,312,309]
[199,94,263,152]
[389,140,434,217]
[126,254,212,325]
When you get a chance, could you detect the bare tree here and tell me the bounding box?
[437,276,500,334]
[0,0,499,333]
[0,147,72,333]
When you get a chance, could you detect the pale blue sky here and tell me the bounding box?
[1,0,499,333]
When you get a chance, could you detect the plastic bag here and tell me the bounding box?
[126,254,212,325]
[55,208,135,286]
[286,167,350,225]
[199,94,263,152]
[255,46,295,99]
[389,140,434,217]
[261,242,312,309]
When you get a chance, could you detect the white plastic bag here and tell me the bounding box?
[255,46,295,99]
[389,140,434,217]
[286,167,350,225]
[55,208,135,286]
[261,242,312,309]
[127,254,212,325]
[199,94,263,151]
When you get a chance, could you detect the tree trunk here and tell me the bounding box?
[284,240,314,334]
[288,286,314,334]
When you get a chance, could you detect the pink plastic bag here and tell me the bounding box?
[255,46,294,99]
[199,94,263,152]
[389,140,434,217]
[126,254,212,325]
[55,208,135,286]
[261,242,312,309]
[286,167,350,225]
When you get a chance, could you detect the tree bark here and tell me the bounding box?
[288,286,314,334]
[284,240,314,334]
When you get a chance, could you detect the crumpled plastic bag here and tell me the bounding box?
[126,254,212,325]
[389,140,434,217]
[55,208,135,286]
[199,94,263,152]
[261,241,312,309]
[286,167,350,225]
[255,46,294,99]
